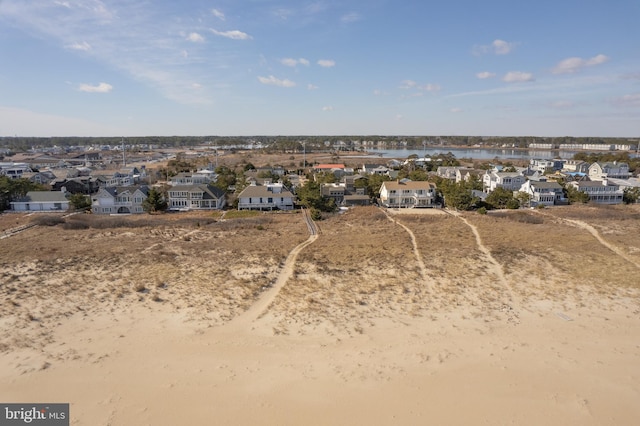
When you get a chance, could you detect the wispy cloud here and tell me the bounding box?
[66,41,91,51]
[78,82,113,93]
[503,71,535,83]
[552,54,609,74]
[186,32,205,43]
[473,39,517,55]
[0,1,226,104]
[399,80,440,92]
[211,8,225,21]
[450,107,463,113]
[258,75,296,87]
[476,71,496,79]
[322,106,334,111]
[281,58,310,67]
[307,84,319,90]
[317,59,335,68]
[210,29,252,40]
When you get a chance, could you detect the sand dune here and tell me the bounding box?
[1,206,639,425]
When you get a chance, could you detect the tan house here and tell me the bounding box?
[379,180,437,208]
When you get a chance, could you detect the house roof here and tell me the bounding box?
[314,164,346,170]
[381,180,437,190]
[170,184,225,199]
[18,191,69,203]
[530,181,562,189]
[102,185,150,197]
[238,185,294,198]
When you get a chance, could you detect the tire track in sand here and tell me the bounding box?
[446,210,521,313]
[541,214,640,270]
[229,209,318,329]
[381,209,432,293]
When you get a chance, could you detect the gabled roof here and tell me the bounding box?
[101,185,150,197]
[170,184,225,199]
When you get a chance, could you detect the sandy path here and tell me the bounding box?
[381,208,431,292]
[563,218,640,270]
[447,210,520,312]
[230,210,318,328]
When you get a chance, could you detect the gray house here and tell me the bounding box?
[11,191,70,212]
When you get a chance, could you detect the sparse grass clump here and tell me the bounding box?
[31,215,65,226]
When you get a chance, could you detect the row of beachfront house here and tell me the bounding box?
[6,158,640,213]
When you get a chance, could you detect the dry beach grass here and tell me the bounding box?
[1,204,640,425]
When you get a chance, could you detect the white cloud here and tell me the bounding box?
[503,71,535,83]
[395,114,403,120]
[322,106,334,111]
[78,82,113,93]
[399,80,417,89]
[66,41,91,51]
[373,89,382,95]
[211,8,225,20]
[421,83,441,92]
[281,58,310,67]
[552,54,609,74]
[476,71,496,79]
[492,39,515,55]
[474,39,517,55]
[450,107,463,113]
[258,75,296,87]
[400,80,440,92]
[307,84,319,90]
[611,93,640,108]
[341,12,361,23]
[317,59,335,68]
[186,32,205,43]
[191,83,203,89]
[210,29,252,40]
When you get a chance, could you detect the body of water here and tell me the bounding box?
[368,147,638,161]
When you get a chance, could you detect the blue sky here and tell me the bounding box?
[0,0,638,137]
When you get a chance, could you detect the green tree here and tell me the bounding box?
[142,188,168,213]
[296,180,336,212]
[0,177,46,211]
[514,191,531,208]
[623,187,640,204]
[486,187,516,209]
[68,193,91,211]
[565,185,589,204]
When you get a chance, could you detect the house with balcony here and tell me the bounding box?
[237,182,295,211]
[91,185,150,214]
[379,180,437,208]
[169,170,217,186]
[588,162,630,180]
[568,180,623,204]
[167,184,226,211]
[483,171,526,193]
[562,160,589,174]
[519,180,567,206]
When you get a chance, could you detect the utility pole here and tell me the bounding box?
[121,137,126,167]
[303,141,306,169]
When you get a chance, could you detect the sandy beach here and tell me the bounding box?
[1,206,639,425]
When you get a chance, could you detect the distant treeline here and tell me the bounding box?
[0,135,636,153]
